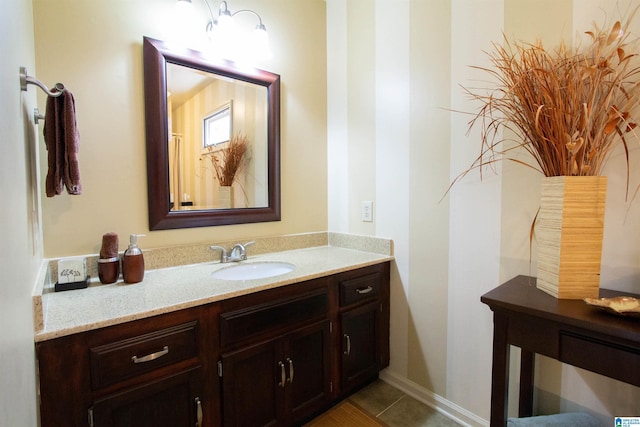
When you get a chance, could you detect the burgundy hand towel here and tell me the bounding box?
[44,89,82,197]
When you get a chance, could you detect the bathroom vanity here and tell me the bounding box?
[34,244,391,427]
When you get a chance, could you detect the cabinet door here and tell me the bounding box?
[220,339,282,427]
[285,321,332,425]
[91,367,204,427]
[220,320,332,427]
[340,300,380,393]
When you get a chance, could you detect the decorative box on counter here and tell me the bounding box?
[55,257,89,292]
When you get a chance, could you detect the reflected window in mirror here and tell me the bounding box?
[143,37,280,230]
[203,101,232,149]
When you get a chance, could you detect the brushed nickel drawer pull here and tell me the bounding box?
[131,346,169,364]
[287,358,294,383]
[356,286,373,294]
[344,334,351,356]
[278,361,286,387]
[195,397,203,427]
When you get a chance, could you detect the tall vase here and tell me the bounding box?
[219,186,234,209]
[536,176,607,299]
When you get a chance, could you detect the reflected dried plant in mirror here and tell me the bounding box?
[209,133,249,186]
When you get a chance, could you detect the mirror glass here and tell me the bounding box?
[143,37,280,230]
[167,63,268,210]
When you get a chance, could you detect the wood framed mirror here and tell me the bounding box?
[143,37,280,230]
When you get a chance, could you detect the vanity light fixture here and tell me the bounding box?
[176,0,271,61]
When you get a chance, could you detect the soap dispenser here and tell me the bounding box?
[122,234,145,284]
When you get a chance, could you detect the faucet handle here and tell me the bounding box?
[210,245,229,263]
[241,241,255,259]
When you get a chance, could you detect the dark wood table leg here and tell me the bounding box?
[490,311,510,427]
[519,349,534,417]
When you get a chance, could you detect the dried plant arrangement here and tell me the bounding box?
[209,133,249,186]
[453,12,640,193]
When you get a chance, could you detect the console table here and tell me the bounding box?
[481,275,640,426]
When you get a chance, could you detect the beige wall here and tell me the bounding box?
[33,0,327,257]
[13,0,640,425]
[328,0,458,413]
[0,0,41,424]
[329,0,640,424]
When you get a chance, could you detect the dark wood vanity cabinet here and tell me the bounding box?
[340,301,381,392]
[36,305,218,427]
[91,366,204,426]
[218,278,332,426]
[336,267,390,394]
[220,320,332,426]
[36,261,390,427]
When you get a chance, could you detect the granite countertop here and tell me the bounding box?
[34,241,393,342]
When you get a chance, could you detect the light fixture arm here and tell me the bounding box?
[232,9,265,29]
[200,0,216,29]
[180,0,271,60]
[216,0,265,28]
[180,0,266,29]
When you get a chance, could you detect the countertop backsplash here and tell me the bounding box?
[45,232,332,283]
[32,232,393,341]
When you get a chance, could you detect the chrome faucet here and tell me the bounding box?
[210,241,255,263]
[229,241,255,262]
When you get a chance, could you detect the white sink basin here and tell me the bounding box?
[212,262,296,281]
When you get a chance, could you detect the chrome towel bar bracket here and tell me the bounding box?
[19,66,67,124]
[20,66,65,97]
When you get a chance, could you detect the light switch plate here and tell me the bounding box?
[362,201,373,222]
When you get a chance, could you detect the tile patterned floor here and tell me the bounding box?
[347,380,463,427]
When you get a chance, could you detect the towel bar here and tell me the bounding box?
[20,67,65,97]
[20,66,66,124]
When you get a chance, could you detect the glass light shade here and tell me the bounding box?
[214,13,238,58]
[178,1,272,63]
[175,0,193,15]
[217,11,235,35]
[253,25,271,60]
[174,0,200,48]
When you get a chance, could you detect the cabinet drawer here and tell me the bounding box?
[90,321,198,389]
[220,289,328,347]
[560,333,640,387]
[340,273,381,306]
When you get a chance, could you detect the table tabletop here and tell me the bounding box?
[481,275,640,344]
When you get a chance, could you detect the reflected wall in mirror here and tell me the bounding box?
[143,37,280,230]
[167,64,268,210]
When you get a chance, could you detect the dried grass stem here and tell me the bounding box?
[458,12,640,189]
[210,133,249,187]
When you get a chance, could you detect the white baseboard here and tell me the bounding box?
[379,370,489,427]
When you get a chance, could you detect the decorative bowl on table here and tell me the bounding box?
[584,296,640,317]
